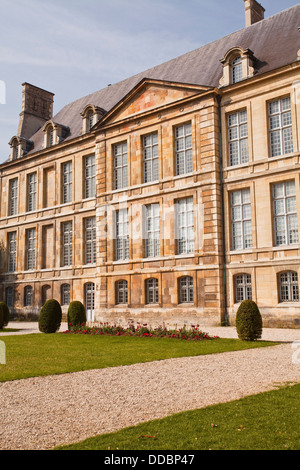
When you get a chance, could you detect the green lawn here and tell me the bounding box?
[0,332,277,382]
[56,383,300,451]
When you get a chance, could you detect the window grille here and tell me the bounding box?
[234,274,252,302]
[179,276,194,303]
[9,178,18,216]
[62,222,73,266]
[273,181,298,246]
[26,228,36,270]
[231,56,243,83]
[143,133,159,183]
[24,286,33,307]
[146,278,159,304]
[85,155,96,198]
[145,204,160,258]
[8,232,16,272]
[116,280,128,304]
[114,142,128,190]
[228,110,249,166]
[231,189,252,250]
[6,287,14,308]
[27,173,37,212]
[61,284,70,306]
[176,197,195,254]
[115,209,129,261]
[62,162,72,204]
[175,123,193,176]
[279,271,299,302]
[269,97,293,157]
[85,217,96,264]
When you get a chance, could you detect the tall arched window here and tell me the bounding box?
[278,271,299,302]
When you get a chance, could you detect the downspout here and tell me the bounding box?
[217,94,228,326]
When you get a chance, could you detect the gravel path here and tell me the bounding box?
[0,324,299,450]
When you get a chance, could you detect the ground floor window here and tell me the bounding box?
[234,274,252,303]
[85,282,95,322]
[145,278,159,304]
[278,271,299,302]
[179,276,194,303]
[116,280,128,304]
[24,286,33,307]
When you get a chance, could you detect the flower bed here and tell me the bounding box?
[62,322,219,341]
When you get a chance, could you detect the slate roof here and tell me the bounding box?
[27,4,300,155]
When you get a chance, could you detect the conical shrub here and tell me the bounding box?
[39,299,62,334]
[0,302,10,328]
[67,301,86,330]
[236,300,263,341]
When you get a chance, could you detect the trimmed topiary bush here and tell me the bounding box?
[67,301,86,330]
[0,302,10,328]
[39,299,62,334]
[0,309,4,330]
[236,300,263,341]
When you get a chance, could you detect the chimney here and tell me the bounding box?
[243,0,265,27]
[17,83,54,140]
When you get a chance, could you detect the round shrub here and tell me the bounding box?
[39,299,62,334]
[0,302,10,328]
[236,300,263,341]
[0,309,4,330]
[67,301,86,330]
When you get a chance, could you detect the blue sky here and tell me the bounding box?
[0,0,298,163]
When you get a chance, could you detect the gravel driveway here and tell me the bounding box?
[0,324,299,450]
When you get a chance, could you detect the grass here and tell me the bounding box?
[0,332,277,383]
[55,383,300,451]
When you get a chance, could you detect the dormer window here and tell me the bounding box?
[231,55,243,84]
[220,47,256,87]
[48,126,55,147]
[42,121,69,149]
[9,136,33,161]
[80,104,106,134]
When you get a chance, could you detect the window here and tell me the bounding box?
[145,204,160,258]
[85,155,96,198]
[24,286,33,307]
[8,232,16,272]
[179,276,194,303]
[234,274,252,303]
[228,110,249,166]
[61,284,70,306]
[269,97,293,157]
[146,278,159,304]
[272,181,298,246]
[175,123,193,175]
[62,221,73,266]
[115,209,129,261]
[27,173,37,212]
[48,127,55,147]
[26,228,36,270]
[116,280,128,304]
[231,56,242,84]
[114,142,128,190]
[6,287,14,308]
[87,110,94,131]
[9,178,18,216]
[85,217,96,264]
[231,189,252,250]
[176,197,195,255]
[279,271,299,303]
[143,133,159,183]
[62,162,72,204]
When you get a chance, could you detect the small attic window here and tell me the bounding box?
[231,56,243,84]
[48,126,55,147]
[11,139,20,160]
[87,110,94,131]
[80,104,106,135]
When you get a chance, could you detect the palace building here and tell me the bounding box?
[0,0,300,328]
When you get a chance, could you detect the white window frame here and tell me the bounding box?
[175,123,193,176]
[26,228,36,271]
[231,56,243,84]
[279,271,299,303]
[231,189,252,251]
[114,142,128,190]
[144,203,160,258]
[62,221,73,267]
[228,110,249,166]
[84,155,96,198]
[8,231,17,273]
[234,274,252,303]
[116,280,128,305]
[115,209,129,261]
[143,133,159,183]
[176,197,195,255]
[146,278,159,304]
[179,276,194,304]
[269,96,293,157]
[9,178,18,216]
[272,181,298,246]
[62,162,72,204]
[85,217,96,265]
[61,284,70,306]
[27,172,37,212]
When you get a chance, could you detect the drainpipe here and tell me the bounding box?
[217,94,229,326]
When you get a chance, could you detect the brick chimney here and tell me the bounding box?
[243,0,265,27]
[17,83,54,140]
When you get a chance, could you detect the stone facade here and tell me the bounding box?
[0,1,299,328]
